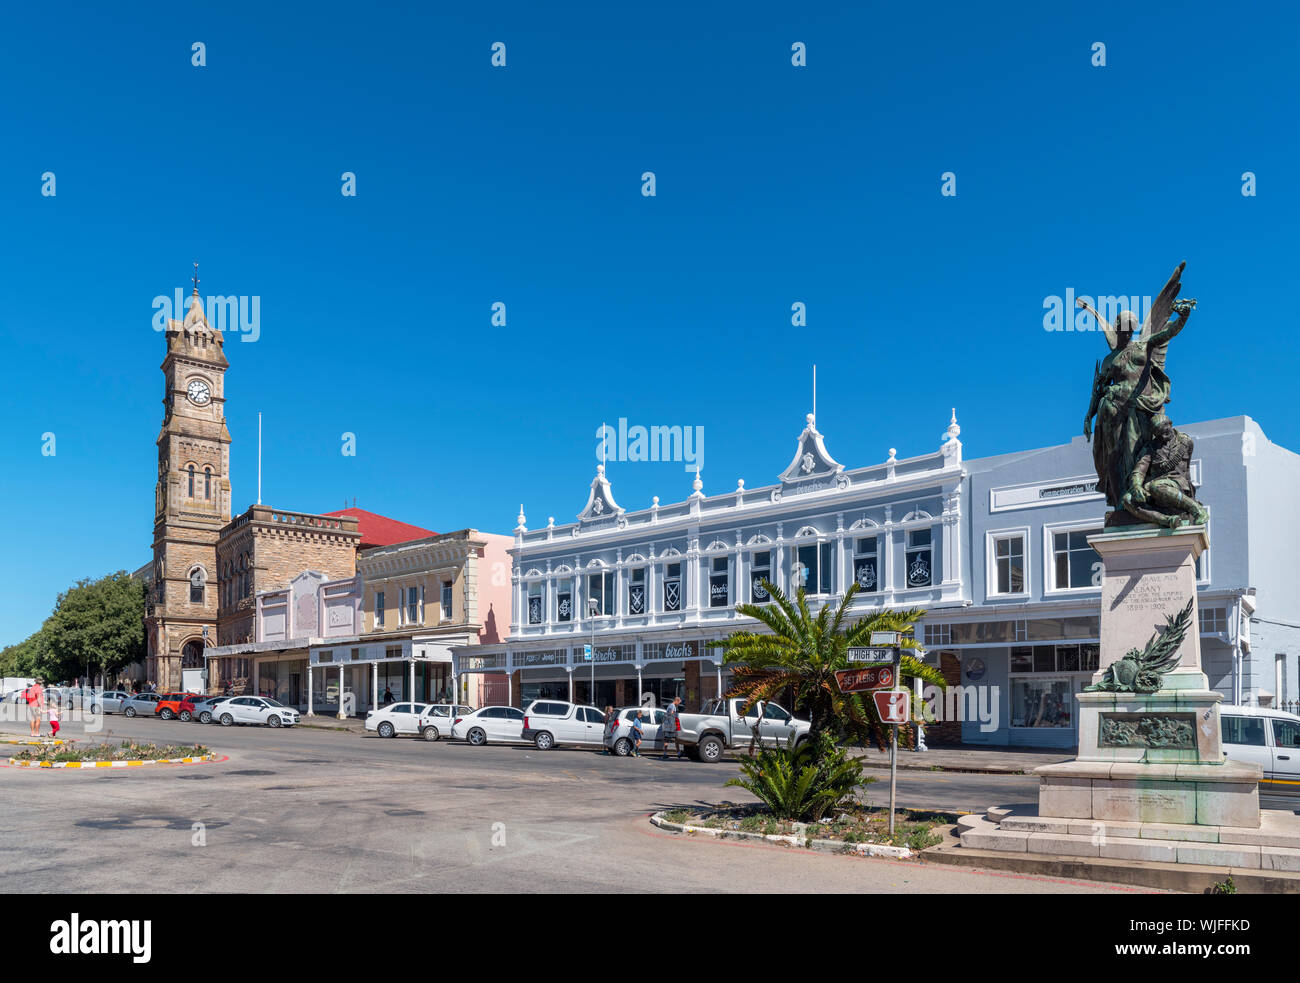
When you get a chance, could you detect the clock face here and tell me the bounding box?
[187,380,211,405]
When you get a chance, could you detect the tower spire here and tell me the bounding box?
[192,261,200,296]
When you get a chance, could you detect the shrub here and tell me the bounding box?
[725,733,871,822]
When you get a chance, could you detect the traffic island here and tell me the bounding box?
[7,740,216,769]
[650,804,956,859]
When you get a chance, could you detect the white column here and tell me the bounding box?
[567,666,574,702]
[337,664,346,720]
[636,664,643,704]
[372,661,379,711]
[306,665,314,717]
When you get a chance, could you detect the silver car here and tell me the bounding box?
[90,690,133,714]
[189,696,227,724]
[121,692,163,717]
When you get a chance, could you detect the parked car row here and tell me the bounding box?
[358,697,810,762]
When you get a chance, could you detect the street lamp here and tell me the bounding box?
[588,597,600,705]
[201,626,210,695]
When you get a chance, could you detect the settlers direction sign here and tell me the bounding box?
[833,665,895,693]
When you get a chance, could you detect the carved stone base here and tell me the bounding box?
[1076,686,1223,765]
[1037,759,1261,828]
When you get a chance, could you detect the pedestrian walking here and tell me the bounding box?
[601,705,616,754]
[630,710,645,757]
[47,694,60,739]
[382,685,394,705]
[24,677,45,737]
[661,695,684,759]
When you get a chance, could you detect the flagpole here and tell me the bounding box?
[257,412,262,505]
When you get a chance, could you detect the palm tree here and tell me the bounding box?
[713,580,946,749]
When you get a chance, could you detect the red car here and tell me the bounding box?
[155,693,201,721]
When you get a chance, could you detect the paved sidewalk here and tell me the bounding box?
[850,745,1073,774]
[298,715,367,733]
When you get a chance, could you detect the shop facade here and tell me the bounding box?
[455,411,967,710]
[463,411,1300,748]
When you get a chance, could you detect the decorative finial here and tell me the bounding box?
[596,463,605,477]
[888,448,897,462]
[946,408,961,441]
[192,261,200,296]
[806,412,815,428]
[736,478,745,489]
[652,496,660,507]
[692,467,703,495]
[515,503,526,533]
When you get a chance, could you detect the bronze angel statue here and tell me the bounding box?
[1080,262,1207,528]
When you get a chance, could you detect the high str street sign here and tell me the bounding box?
[847,646,899,666]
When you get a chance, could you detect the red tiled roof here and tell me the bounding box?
[322,508,437,548]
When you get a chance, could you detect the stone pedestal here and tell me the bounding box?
[1035,524,1262,829]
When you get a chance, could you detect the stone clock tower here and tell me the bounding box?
[145,278,232,690]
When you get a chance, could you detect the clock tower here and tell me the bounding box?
[145,277,232,690]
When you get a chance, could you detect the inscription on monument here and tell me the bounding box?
[1112,571,1184,614]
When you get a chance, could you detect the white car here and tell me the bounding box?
[365,702,433,738]
[1221,705,1300,792]
[604,707,668,756]
[450,706,526,746]
[521,700,608,750]
[415,704,474,742]
[212,696,300,728]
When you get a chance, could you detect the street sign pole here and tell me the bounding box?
[889,713,898,837]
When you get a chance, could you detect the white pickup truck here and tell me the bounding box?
[676,698,811,762]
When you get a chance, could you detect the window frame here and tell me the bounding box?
[708,554,730,608]
[587,569,615,617]
[793,540,834,596]
[904,527,934,590]
[985,526,1030,599]
[627,566,647,616]
[440,580,453,622]
[556,578,573,623]
[1042,520,1104,595]
[527,580,544,625]
[749,549,772,603]
[662,561,682,613]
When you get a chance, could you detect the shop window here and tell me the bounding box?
[992,534,1025,594]
[1051,528,1101,590]
[709,556,729,607]
[924,624,952,647]
[906,529,932,588]
[663,563,681,613]
[528,582,544,625]
[750,550,771,602]
[375,591,385,627]
[1011,678,1073,728]
[853,537,879,593]
[628,567,646,615]
[557,579,572,622]
[441,581,453,621]
[795,542,833,595]
[588,571,614,616]
[406,586,420,624]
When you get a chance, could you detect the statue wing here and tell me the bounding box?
[1139,262,1186,344]
[1140,599,1194,675]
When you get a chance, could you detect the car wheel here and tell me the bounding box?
[467,727,487,746]
[199,712,212,724]
[124,707,136,718]
[160,708,174,720]
[219,713,234,727]
[533,731,554,751]
[684,745,701,762]
[377,721,395,738]
[421,726,440,742]
[268,715,282,728]
[179,710,192,722]
[614,738,632,757]
[698,735,725,762]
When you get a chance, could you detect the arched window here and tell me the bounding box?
[204,467,212,500]
[188,465,195,497]
[189,567,206,604]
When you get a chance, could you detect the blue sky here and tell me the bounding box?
[1,1,1296,642]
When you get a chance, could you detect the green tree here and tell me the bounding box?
[0,631,48,677]
[713,580,946,748]
[38,571,145,682]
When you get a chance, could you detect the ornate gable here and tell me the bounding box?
[577,464,625,525]
[779,413,844,485]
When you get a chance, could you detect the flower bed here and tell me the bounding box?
[9,740,211,766]
[659,803,955,852]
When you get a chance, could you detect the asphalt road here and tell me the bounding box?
[0,714,1184,893]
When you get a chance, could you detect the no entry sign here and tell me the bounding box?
[873,689,910,724]
[833,665,895,693]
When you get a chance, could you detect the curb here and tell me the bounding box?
[921,839,1300,893]
[0,738,73,747]
[853,757,1046,776]
[649,810,913,859]
[7,753,217,769]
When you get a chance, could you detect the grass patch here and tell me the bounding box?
[668,802,956,849]
[11,741,209,763]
